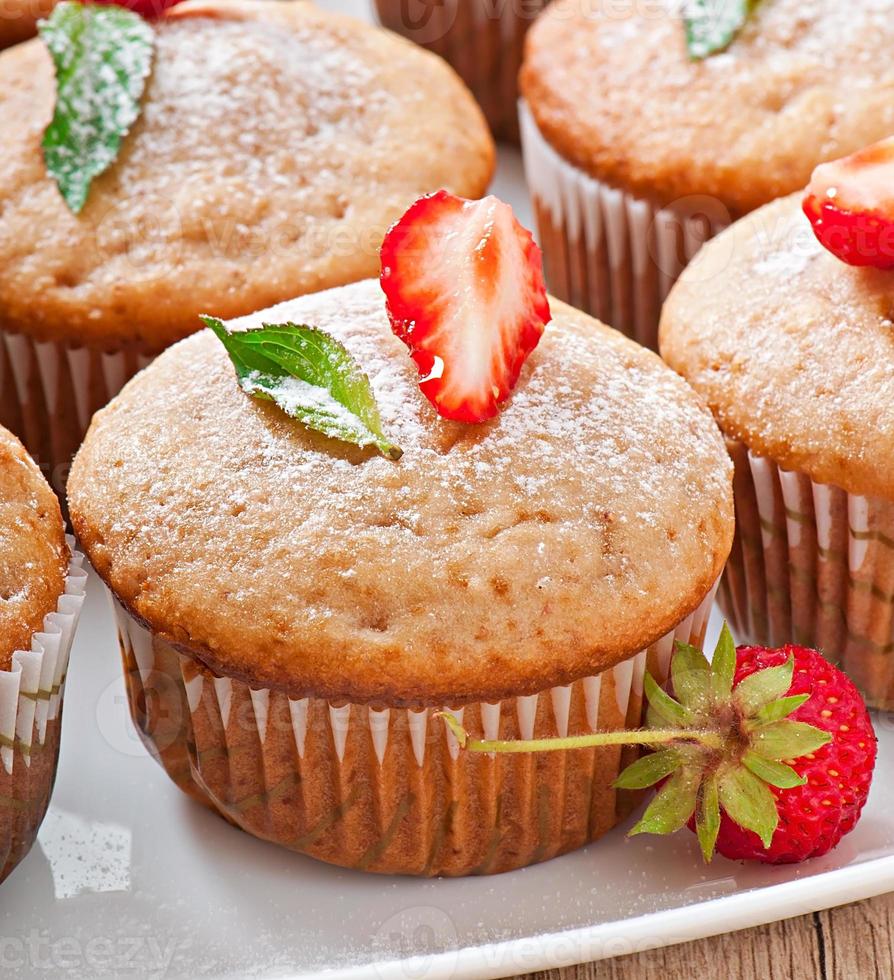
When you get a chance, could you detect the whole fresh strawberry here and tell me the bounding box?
[380,191,551,423]
[441,627,877,865]
[803,138,894,269]
[620,633,877,863]
[712,644,877,863]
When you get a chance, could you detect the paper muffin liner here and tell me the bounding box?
[110,584,717,877]
[375,0,547,143]
[0,327,152,497]
[719,439,894,710]
[0,539,87,883]
[519,101,731,350]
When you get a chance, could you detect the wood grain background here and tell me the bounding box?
[517,894,893,979]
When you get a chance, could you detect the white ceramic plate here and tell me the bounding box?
[4,5,894,975]
[3,574,893,980]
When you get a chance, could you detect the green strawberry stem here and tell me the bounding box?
[437,625,836,863]
[437,712,725,753]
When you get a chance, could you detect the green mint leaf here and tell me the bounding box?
[684,0,756,60]
[742,751,806,790]
[752,693,810,727]
[671,641,713,714]
[629,768,701,838]
[614,748,683,790]
[734,656,795,715]
[710,622,737,699]
[719,765,778,849]
[696,773,721,863]
[751,720,833,762]
[202,316,403,461]
[40,2,154,214]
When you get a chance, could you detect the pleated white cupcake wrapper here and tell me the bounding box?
[719,442,894,705]
[0,539,86,775]
[519,100,730,349]
[2,333,152,434]
[0,328,153,490]
[112,582,718,767]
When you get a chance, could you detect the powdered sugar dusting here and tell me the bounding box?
[0,1,492,340]
[72,280,732,697]
[245,373,356,427]
[529,0,894,211]
[664,195,894,499]
[40,3,154,212]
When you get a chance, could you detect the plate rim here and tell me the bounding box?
[303,854,894,980]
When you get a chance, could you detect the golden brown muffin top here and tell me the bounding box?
[521,0,894,217]
[0,0,493,352]
[661,193,894,500]
[0,426,67,670]
[69,279,733,706]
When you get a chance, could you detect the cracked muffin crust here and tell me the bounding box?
[69,279,734,706]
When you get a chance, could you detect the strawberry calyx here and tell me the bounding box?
[438,625,833,863]
[619,625,831,861]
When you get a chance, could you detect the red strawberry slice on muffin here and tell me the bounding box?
[380,191,551,423]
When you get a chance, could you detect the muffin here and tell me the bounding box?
[0,0,493,493]
[374,0,547,142]
[661,192,894,709]
[0,425,85,883]
[69,275,733,877]
[520,0,894,349]
[0,0,54,49]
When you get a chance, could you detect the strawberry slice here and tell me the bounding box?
[803,138,894,268]
[95,0,184,18]
[380,191,551,423]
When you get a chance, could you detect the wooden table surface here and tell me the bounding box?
[519,893,893,979]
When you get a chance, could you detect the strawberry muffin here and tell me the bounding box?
[521,0,894,349]
[0,0,493,493]
[68,194,733,876]
[375,0,548,142]
[0,424,85,883]
[661,137,894,710]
